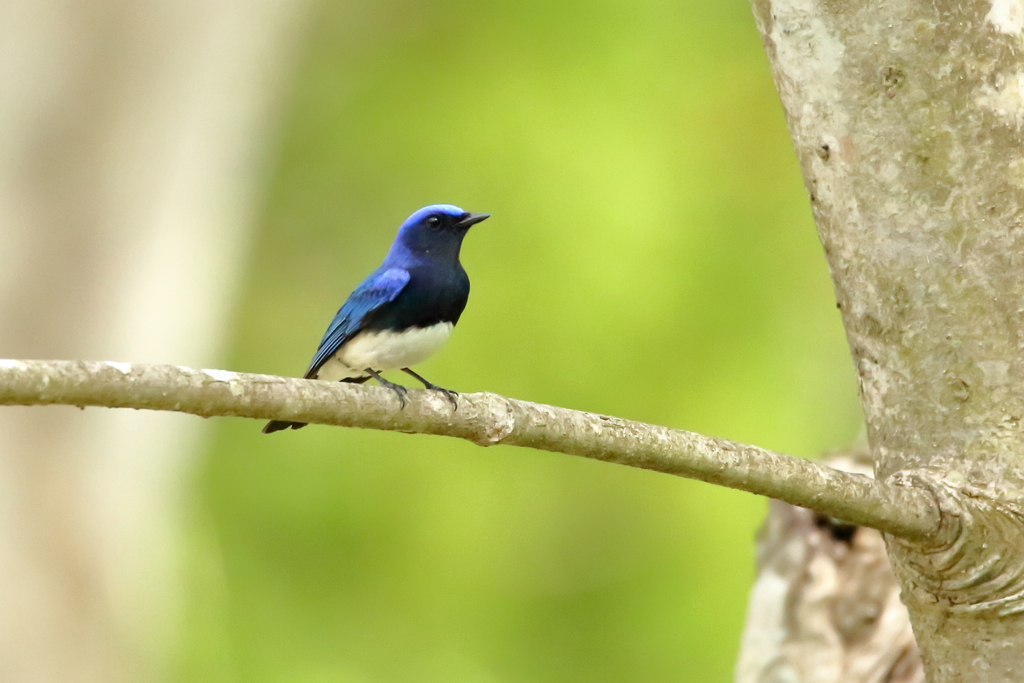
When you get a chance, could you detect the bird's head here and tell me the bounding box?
[390,204,489,262]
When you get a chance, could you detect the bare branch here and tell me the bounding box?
[0,359,939,540]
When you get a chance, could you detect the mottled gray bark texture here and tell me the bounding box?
[0,360,940,539]
[750,0,1024,680]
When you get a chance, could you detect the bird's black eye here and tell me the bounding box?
[426,215,442,229]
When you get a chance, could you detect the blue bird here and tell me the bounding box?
[263,204,489,434]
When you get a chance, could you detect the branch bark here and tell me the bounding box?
[0,359,939,541]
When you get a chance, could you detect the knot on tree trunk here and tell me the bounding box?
[886,470,1024,617]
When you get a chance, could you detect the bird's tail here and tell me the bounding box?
[262,375,371,434]
[262,420,308,434]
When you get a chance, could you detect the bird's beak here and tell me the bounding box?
[457,212,490,228]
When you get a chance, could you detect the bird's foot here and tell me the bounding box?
[365,369,408,408]
[427,384,459,410]
[402,368,458,410]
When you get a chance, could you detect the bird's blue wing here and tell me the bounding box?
[304,267,411,378]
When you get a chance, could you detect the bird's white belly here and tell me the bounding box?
[318,323,453,380]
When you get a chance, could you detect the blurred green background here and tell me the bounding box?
[179,0,862,681]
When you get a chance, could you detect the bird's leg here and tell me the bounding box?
[364,368,408,408]
[402,367,458,410]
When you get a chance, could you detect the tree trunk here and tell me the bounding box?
[747,0,1024,680]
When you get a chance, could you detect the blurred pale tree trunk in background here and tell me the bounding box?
[0,0,310,680]
[736,452,924,683]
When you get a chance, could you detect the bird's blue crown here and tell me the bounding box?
[400,204,467,229]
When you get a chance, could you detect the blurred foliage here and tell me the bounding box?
[178,0,862,681]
